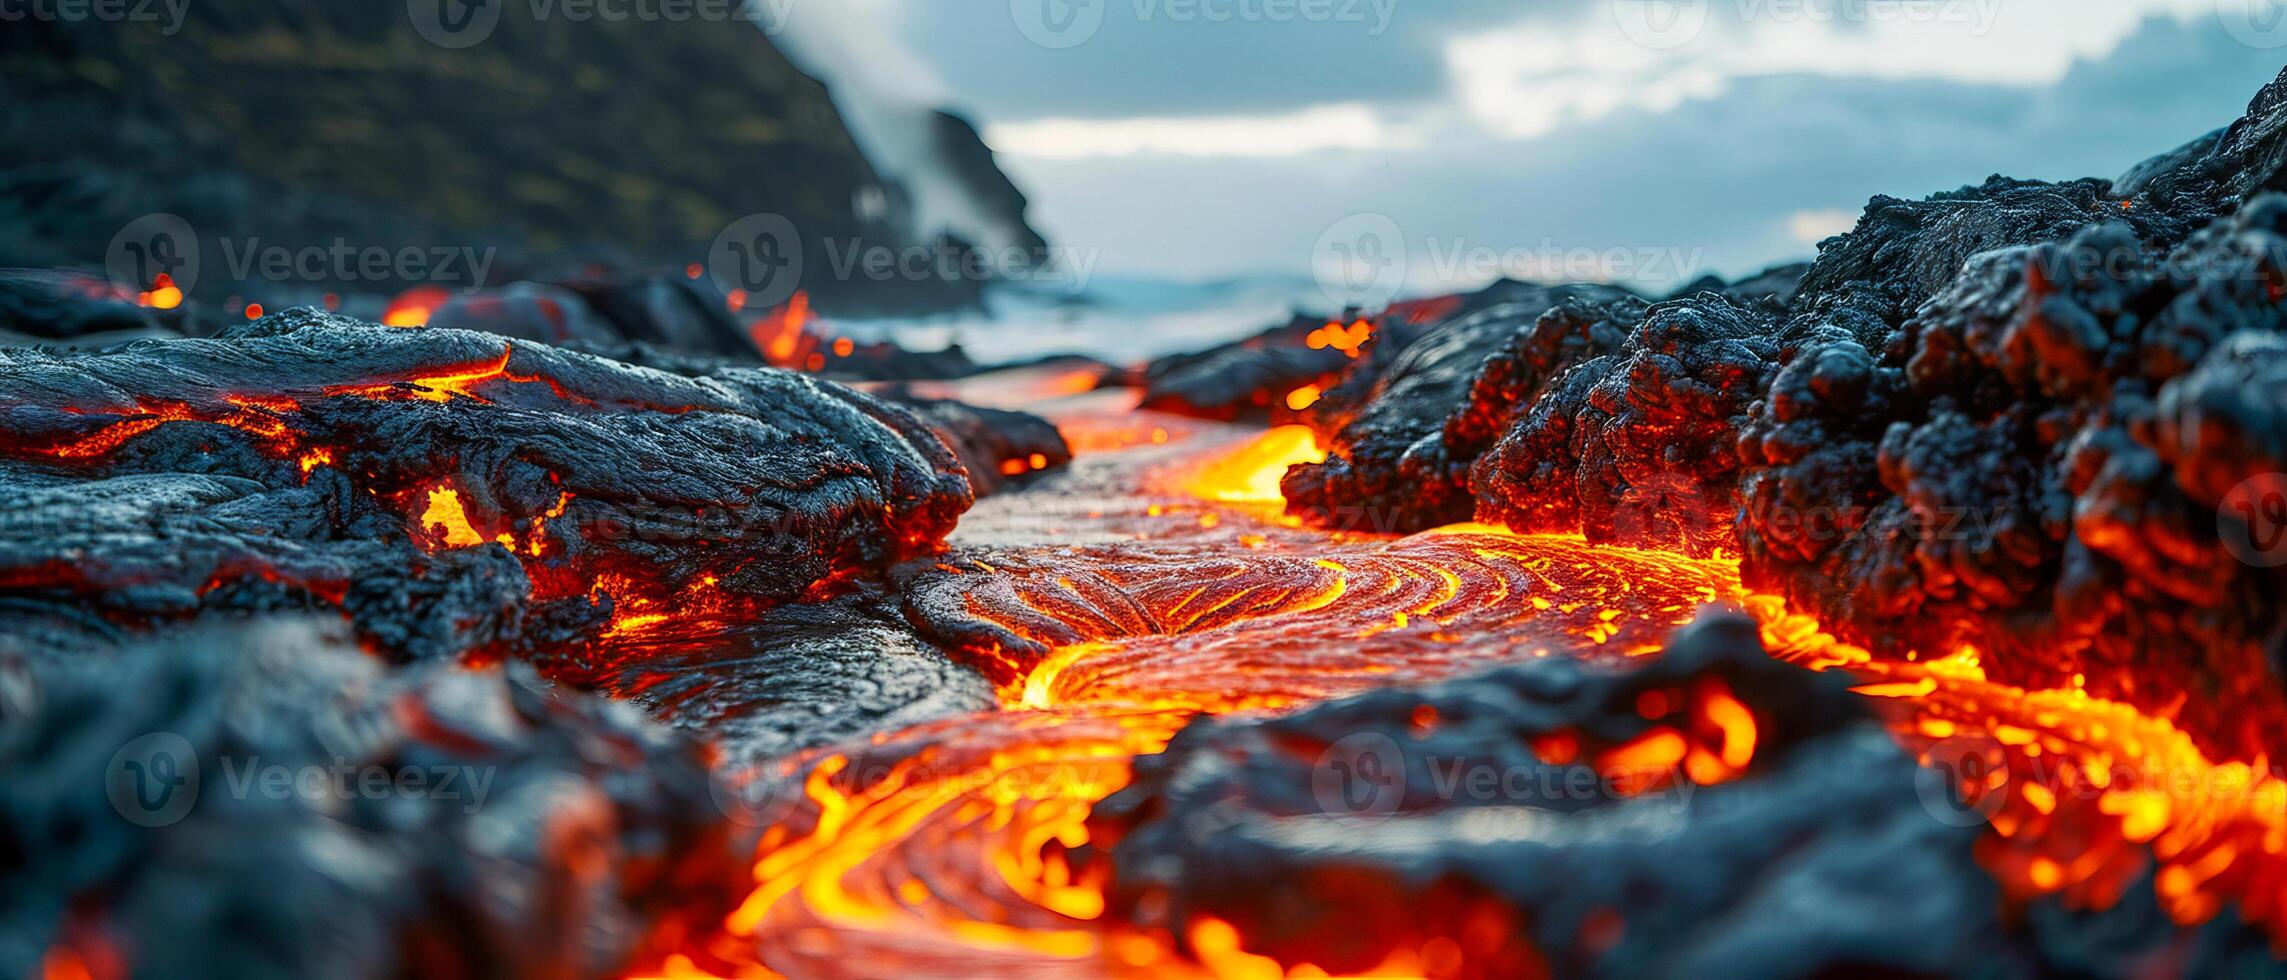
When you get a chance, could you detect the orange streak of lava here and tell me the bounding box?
[326,350,515,404]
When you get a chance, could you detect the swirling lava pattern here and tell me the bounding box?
[649,418,2287,978]
[908,530,1735,713]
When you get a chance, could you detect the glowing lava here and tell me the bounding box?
[384,286,452,327]
[1183,424,1324,504]
[650,425,1774,978]
[642,416,2287,978]
[1305,319,1373,358]
[750,290,816,368]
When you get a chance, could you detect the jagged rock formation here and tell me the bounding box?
[1666,260,1811,305]
[1741,194,2287,759]
[1472,291,1779,552]
[1275,68,2287,761]
[1280,283,1640,532]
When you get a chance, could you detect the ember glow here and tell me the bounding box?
[383,286,451,327]
[750,290,816,368]
[1305,319,1373,358]
[135,273,182,310]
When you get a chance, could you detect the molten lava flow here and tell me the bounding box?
[325,350,516,404]
[1183,425,1323,504]
[19,397,305,460]
[1741,597,2287,940]
[652,424,1770,978]
[418,486,490,549]
[641,415,2287,978]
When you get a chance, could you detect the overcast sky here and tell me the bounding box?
[783,0,2287,294]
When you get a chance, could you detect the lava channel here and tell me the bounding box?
[645,412,2287,978]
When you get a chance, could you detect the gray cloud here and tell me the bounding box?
[994,13,2284,290]
[887,0,1521,120]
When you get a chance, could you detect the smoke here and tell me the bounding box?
[770,4,1042,256]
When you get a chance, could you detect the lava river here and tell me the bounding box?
[643,395,2287,979]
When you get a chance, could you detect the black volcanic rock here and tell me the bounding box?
[2126,66,2287,208]
[1089,616,2008,978]
[886,394,1073,496]
[927,110,1052,257]
[1786,175,2214,327]
[1281,284,1638,533]
[587,591,996,763]
[1140,343,1353,421]
[1135,314,1356,421]
[0,269,203,345]
[1471,291,1779,553]
[1664,260,1810,305]
[1091,614,2280,977]
[1740,199,2287,757]
[0,618,745,980]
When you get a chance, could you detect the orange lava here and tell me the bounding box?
[135,273,182,310]
[324,350,516,404]
[632,411,2287,978]
[1183,424,1324,504]
[750,291,815,368]
[646,425,1791,978]
[418,486,491,549]
[1305,319,1373,358]
[21,397,303,459]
